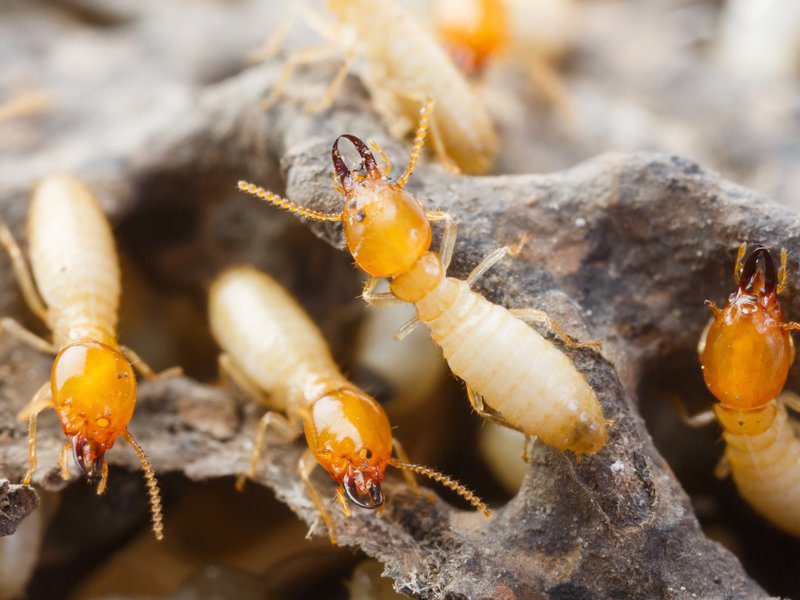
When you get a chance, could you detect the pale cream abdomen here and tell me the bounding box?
[209,267,347,411]
[27,174,120,347]
[723,402,800,536]
[416,278,606,453]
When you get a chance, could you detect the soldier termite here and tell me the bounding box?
[237,99,608,455]
[0,174,176,540]
[253,0,498,174]
[209,266,489,545]
[689,243,800,536]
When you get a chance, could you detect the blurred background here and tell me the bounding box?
[1,0,799,598]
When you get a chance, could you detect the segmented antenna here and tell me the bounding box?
[237,181,342,222]
[396,96,434,189]
[390,460,491,517]
[122,430,165,541]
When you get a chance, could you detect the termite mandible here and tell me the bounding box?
[691,243,800,536]
[209,266,489,544]
[0,174,176,540]
[238,98,608,455]
[254,0,498,174]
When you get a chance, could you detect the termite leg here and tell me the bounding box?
[426,210,457,271]
[236,411,300,491]
[305,49,356,114]
[467,386,521,432]
[96,460,109,495]
[0,220,48,321]
[391,438,419,493]
[261,44,341,111]
[298,448,338,545]
[219,353,269,405]
[666,393,716,428]
[777,248,790,294]
[396,96,434,189]
[394,317,421,341]
[20,382,51,486]
[465,238,527,288]
[334,487,351,518]
[59,441,71,481]
[714,455,731,480]
[0,318,56,354]
[704,300,721,317]
[778,391,800,414]
[523,54,574,122]
[368,140,392,178]
[248,2,336,63]
[120,345,182,381]
[510,308,601,351]
[362,277,402,307]
[733,242,748,285]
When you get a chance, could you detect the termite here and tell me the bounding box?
[209,266,489,544]
[238,99,607,455]
[692,243,800,536]
[254,0,498,174]
[0,174,174,540]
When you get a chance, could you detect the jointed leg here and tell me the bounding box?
[219,353,268,405]
[666,391,716,428]
[714,454,731,479]
[362,277,402,307]
[248,2,336,63]
[121,346,182,381]
[779,391,800,414]
[261,44,341,110]
[734,242,747,285]
[777,248,789,294]
[0,221,47,321]
[524,54,574,122]
[509,307,601,351]
[467,386,521,432]
[21,382,52,485]
[396,96,434,188]
[426,210,457,271]
[298,449,338,544]
[236,411,300,491]
[0,318,56,354]
[304,49,355,113]
[466,238,526,288]
[394,316,421,341]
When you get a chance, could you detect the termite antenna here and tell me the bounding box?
[122,430,165,541]
[237,181,342,222]
[390,459,491,517]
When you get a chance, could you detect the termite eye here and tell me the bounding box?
[365,449,372,459]
[356,210,366,222]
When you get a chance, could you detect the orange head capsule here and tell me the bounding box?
[700,245,794,410]
[306,388,392,509]
[51,341,136,479]
[434,0,507,75]
[332,135,432,278]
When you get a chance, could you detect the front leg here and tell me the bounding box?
[20,382,52,486]
[362,277,402,307]
[466,237,527,287]
[236,411,301,491]
[121,346,182,381]
[298,449,338,545]
[426,210,457,272]
[1,318,56,354]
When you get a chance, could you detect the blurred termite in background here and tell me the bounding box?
[253,0,498,174]
[690,243,800,536]
[431,0,579,119]
[239,98,608,455]
[0,174,177,540]
[209,266,490,545]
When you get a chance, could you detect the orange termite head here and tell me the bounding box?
[51,340,136,481]
[700,245,794,410]
[434,0,507,75]
[331,135,432,278]
[306,388,393,510]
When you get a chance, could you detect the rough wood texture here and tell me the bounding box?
[0,58,782,597]
[0,480,38,537]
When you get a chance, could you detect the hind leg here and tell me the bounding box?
[20,382,52,485]
[237,411,300,491]
[509,308,601,351]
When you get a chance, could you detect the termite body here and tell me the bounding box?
[239,100,607,455]
[0,174,170,540]
[697,244,800,536]
[209,266,489,544]
[259,0,498,174]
